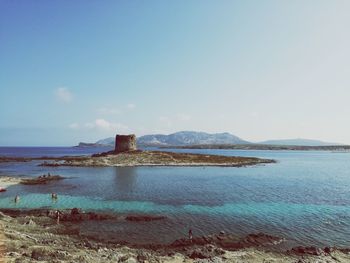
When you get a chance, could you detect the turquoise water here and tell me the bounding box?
[1,148,350,246]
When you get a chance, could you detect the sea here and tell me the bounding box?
[0,146,350,247]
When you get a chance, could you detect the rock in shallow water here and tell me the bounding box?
[290,246,324,256]
[125,215,166,222]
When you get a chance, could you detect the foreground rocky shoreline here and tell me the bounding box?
[1,209,350,262]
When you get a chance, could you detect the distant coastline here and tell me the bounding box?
[73,143,350,151]
[74,131,347,151]
[74,142,112,148]
[160,144,350,151]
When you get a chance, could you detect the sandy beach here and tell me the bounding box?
[0,177,22,191]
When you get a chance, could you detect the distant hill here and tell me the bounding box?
[77,142,108,147]
[137,131,249,146]
[96,137,115,145]
[76,131,249,147]
[167,144,350,151]
[259,138,340,146]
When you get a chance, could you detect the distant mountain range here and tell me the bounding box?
[76,131,342,147]
[137,131,249,146]
[259,138,340,146]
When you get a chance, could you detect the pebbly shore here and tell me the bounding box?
[1,209,350,263]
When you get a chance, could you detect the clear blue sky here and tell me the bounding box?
[1,1,350,146]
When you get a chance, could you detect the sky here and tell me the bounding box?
[1,0,350,146]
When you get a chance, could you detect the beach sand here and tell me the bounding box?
[0,177,22,191]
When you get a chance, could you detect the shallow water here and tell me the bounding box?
[0,147,350,247]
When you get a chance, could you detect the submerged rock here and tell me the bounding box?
[125,215,166,222]
[169,232,283,251]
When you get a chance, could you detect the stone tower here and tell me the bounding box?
[115,134,137,153]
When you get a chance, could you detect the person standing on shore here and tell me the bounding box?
[55,210,62,224]
[188,229,193,243]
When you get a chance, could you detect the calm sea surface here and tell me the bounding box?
[0,147,350,247]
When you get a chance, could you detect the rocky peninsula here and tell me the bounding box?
[39,150,274,167]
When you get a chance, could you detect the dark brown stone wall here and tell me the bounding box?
[115,134,137,153]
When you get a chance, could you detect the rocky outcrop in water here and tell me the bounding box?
[167,232,283,251]
[41,150,275,167]
[20,174,65,185]
[125,215,166,222]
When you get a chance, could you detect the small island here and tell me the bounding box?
[40,134,275,167]
[0,174,65,189]
[20,174,65,185]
